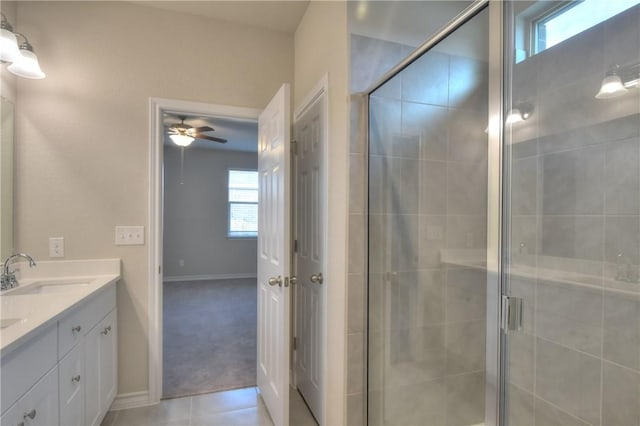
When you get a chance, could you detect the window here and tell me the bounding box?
[228,170,258,238]
[533,0,640,54]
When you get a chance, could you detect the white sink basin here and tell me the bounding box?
[1,318,21,329]
[5,279,92,296]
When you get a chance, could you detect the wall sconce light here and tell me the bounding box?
[505,102,533,125]
[595,63,639,99]
[0,15,20,62]
[0,12,45,79]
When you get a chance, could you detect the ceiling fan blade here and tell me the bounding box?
[193,126,214,133]
[196,134,227,143]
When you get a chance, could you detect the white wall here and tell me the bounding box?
[163,146,257,279]
[294,2,349,424]
[12,0,293,395]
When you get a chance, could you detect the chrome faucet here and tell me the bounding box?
[1,253,36,291]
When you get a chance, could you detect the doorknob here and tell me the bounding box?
[310,273,323,284]
[268,276,283,287]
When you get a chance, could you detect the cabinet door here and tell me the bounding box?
[20,366,59,426]
[99,309,117,413]
[59,344,84,426]
[84,323,101,426]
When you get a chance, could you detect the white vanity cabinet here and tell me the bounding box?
[0,366,60,426]
[84,309,117,426]
[59,343,85,426]
[0,281,117,426]
[63,285,117,426]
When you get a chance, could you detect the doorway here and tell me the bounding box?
[148,98,263,404]
[161,112,260,398]
[149,93,325,425]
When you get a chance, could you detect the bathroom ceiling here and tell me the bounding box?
[131,1,310,33]
[163,114,258,153]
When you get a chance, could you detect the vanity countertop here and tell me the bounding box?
[0,259,121,355]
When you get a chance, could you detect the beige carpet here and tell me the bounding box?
[162,278,257,399]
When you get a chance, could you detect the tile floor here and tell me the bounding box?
[102,386,318,426]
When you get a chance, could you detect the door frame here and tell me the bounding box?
[148,97,262,404]
[291,75,329,420]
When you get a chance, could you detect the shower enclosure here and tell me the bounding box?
[364,1,640,425]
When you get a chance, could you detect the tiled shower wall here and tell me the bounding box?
[506,5,640,426]
[348,4,640,426]
[347,35,412,426]
[366,39,489,425]
[347,29,489,424]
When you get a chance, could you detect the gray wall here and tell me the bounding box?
[163,146,258,279]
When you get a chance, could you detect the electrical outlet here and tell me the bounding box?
[115,226,144,245]
[49,237,64,258]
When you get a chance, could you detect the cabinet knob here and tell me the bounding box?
[101,325,112,335]
[23,409,36,420]
[72,325,82,333]
[72,374,81,383]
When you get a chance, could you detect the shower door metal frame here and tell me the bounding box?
[362,0,506,424]
[486,1,506,425]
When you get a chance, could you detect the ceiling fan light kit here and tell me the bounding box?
[167,116,228,147]
[169,134,195,147]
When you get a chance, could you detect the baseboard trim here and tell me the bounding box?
[163,273,257,282]
[110,391,154,411]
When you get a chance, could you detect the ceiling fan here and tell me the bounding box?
[167,116,227,147]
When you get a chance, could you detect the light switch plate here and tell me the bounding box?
[49,237,64,258]
[115,226,145,245]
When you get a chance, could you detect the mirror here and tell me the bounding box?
[1,97,14,260]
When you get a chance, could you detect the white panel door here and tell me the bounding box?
[257,83,291,426]
[294,95,325,423]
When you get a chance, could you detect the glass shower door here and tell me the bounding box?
[367,6,490,426]
[503,2,640,425]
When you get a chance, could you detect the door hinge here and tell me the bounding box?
[501,295,524,332]
[293,337,297,351]
[291,140,298,155]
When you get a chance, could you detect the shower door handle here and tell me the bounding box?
[502,295,524,332]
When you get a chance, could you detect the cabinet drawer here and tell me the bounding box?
[59,344,84,426]
[1,324,57,414]
[58,284,116,358]
[58,303,87,359]
[83,285,116,336]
